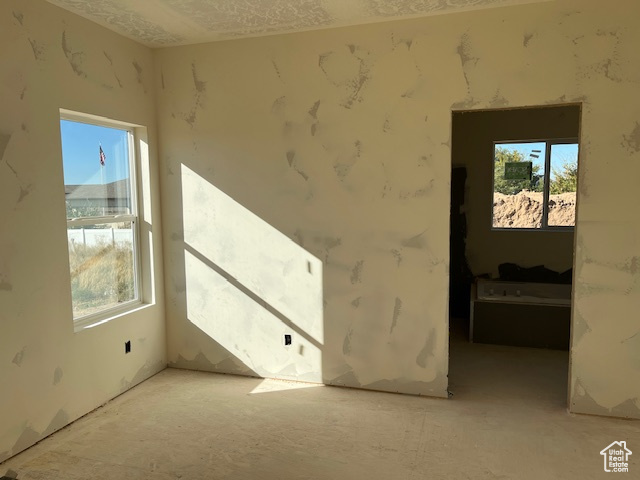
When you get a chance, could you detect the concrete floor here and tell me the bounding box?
[2,329,638,479]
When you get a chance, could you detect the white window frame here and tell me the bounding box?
[60,109,144,329]
[491,137,579,231]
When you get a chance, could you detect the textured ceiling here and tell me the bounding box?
[44,0,552,47]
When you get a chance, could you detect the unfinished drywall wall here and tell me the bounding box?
[157,33,451,397]
[157,0,640,417]
[452,106,580,278]
[0,0,165,463]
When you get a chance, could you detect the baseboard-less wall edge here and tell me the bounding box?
[0,364,167,465]
[167,365,448,399]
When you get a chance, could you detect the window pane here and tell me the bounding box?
[67,222,136,319]
[61,120,131,218]
[493,142,546,228]
[548,143,578,227]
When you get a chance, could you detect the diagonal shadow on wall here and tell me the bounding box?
[167,163,324,384]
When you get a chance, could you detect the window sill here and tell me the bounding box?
[491,227,575,232]
[73,301,153,333]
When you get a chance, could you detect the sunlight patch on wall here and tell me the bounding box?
[249,378,323,395]
[181,164,324,382]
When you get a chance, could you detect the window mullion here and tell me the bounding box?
[67,215,136,228]
[128,130,142,304]
[542,142,552,229]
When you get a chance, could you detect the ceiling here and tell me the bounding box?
[44,0,551,48]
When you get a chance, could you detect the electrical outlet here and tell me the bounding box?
[125,340,131,354]
[284,334,292,346]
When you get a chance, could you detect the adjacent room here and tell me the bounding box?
[448,105,580,403]
[1,0,639,478]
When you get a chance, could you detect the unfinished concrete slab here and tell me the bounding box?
[2,353,638,479]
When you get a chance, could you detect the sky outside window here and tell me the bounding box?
[498,142,579,181]
[60,120,130,186]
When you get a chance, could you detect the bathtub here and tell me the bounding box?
[470,279,572,350]
[475,279,572,306]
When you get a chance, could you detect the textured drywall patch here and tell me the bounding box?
[271,95,287,113]
[383,114,392,132]
[212,357,260,376]
[390,297,402,334]
[363,377,445,397]
[61,31,87,78]
[416,329,437,368]
[333,140,362,179]
[10,427,39,457]
[343,327,353,355]
[12,347,26,367]
[580,261,634,292]
[191,62,206,93]
[271,60,283,82]
[12,11,24,25]
[295,166,309,181]
[315,236,341,262]
[181,62,207,127]
[622,122,640,153]
[350,260,364,284]
[318,46,373,108]
[53,367,63,385]
[28,38,45,61]
[103,51,123,88]
[344,55,372,109]
[571,372,640,418]
[391,33,414,51]
[490,89,509,107]
[286,150,296,166]
[571,378,606,412]
[391,249,402,266]
[132,60,146,93]
[41,410,70,438]
[10,410,70,458]
[398,179,435,200]
[308,100,321,119]
[330,369,361,387]
[570,310,591,346]
[119,360,166,393]
[523,32,534,47]
[284,150,310,180]
[610,398,640,419]
[4,149,36,204]
[456,32,478,91]
[170,352,254,376]
[0,133,11,161]
[401,230,427,249]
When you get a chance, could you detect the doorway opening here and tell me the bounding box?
[448,104,581,409]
